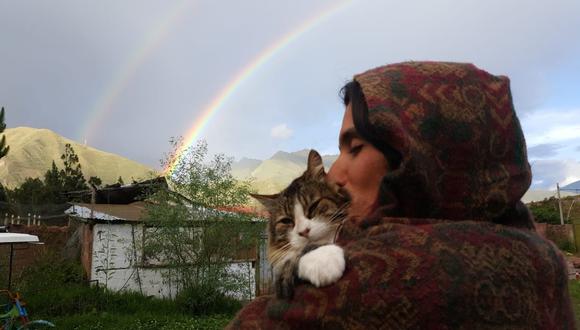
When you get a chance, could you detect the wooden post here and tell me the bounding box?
[557,183,565,225]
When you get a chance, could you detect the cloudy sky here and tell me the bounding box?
[1,0,579,190]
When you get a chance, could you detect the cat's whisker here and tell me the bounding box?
[326,203,351,223]
[268,243,292,264]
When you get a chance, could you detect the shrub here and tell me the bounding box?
[555,238,576,254]
[18,252,84,286]
[175,284,242,316]
[529,200,562,224]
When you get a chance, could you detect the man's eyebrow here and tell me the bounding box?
[338,128,360,149]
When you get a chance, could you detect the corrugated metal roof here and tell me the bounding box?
[66,202,148,222]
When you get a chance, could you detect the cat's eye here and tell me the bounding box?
[307,199,322,218]
[278,217,293,225]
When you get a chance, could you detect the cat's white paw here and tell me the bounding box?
[298,244,345,287]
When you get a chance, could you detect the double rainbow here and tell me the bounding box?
[79,0,351,176]
[164,1,352,175]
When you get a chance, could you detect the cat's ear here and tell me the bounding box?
[306,149,325,180]
[250,193,279,211]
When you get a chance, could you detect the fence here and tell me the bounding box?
[1,213,69,227]
[255,233,274,296]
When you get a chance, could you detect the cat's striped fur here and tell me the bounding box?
[251,150,350,299]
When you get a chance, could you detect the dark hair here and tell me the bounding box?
[340,80,402,169]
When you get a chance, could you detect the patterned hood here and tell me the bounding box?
[354,61,532,224]
[227,62,575,330]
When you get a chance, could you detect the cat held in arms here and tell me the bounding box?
[251,150,350,299]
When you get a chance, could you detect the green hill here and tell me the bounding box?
[232,149,338,194]
[0,127,156,188]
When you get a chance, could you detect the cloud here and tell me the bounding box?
[520,108,580,146]
[530,159,580,189]
[270,124,293,139]
[527,143,561,159]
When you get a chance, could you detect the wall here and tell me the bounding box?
[534,222,575,250]
[0,224,75,287]
[90,222,257,299]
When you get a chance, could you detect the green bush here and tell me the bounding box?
[17,251,84,292]
[569,280,580,326]
[175,284,242,316]
[14,253,177,317]
[10,235,242,328]
[529,201,562,224]
[555,239,576,254]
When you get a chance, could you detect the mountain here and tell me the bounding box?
[0,127,156,188]
[231,157,261,179]
[232,149,338,194]
[522,181,580,203]
[233,149,580,204]
[562,180,580,191]
[522,189,578,204]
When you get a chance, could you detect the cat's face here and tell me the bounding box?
[252,150,350,266]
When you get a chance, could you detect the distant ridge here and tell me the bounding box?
[233,149,579,204]
[231,149,337,194]
[562,180,580,191]
[0,127,156,188]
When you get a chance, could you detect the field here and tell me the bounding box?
[6,250,580,329]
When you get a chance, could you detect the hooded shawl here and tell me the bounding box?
[227,62,575,329]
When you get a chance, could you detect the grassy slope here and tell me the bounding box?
[1,127,156,188]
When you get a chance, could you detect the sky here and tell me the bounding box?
[1,0,579,190]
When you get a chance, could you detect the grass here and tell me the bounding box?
[12,251,580,328]
[8,252,239,329]
[48,312,232,329]
[569,280,580,326]
[15,284,236,329]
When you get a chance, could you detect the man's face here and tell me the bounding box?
[327,105,389,222]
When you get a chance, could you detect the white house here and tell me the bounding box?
[65,202,271,299]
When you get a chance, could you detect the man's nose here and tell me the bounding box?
[327,160,346,187]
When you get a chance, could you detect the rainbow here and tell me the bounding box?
[81,0,193,144]
[164,0,352,175]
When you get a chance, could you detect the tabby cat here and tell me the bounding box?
[251,150,350,299]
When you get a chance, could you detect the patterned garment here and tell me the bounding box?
[227,62,575,329]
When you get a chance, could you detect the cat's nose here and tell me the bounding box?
[298,228,310,237]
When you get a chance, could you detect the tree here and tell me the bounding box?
[116,176,124,186]
[528,198,563,225]
[60,143,88,192]
[43,161,66,203]
[10,178,46,204]
[0,107,9,159]
[0,183,8,203]
[143,138,261,304]
[88,176,102,188]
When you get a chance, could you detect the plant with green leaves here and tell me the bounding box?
[529,197,563,225]
[143,138,263,310]
[88,176,102,188]
[0,107,9,159]
[60,143,88,193]
[93,224,120,288]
